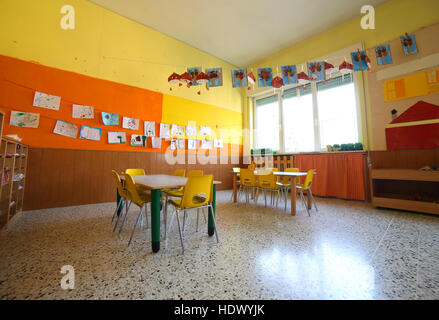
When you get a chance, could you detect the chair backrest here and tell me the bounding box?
[257,172,277,189]
[180,175,213,209]
[187,170,203,177]
[112,170,127,198]
[239,168,256,186]
[124,173,144,207]
[125,168,146,176]
[248,163,255,170]
[280,168,300,184]
[302,169,316,190]
[173,169,186,177]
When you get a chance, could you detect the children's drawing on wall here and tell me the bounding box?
[214,139,223,148]
[201,139,212,150]
[72,105,94,119]
[102,112,119,125]
[177,139,185,150]
[108,132,127,144]
[188,139,198,150]
[231,69,247,88]
[307,62,325,81]
[200,126,211,136]
[144,121,155,137]
[206,68,223,87]
[152,137,162,149]
[375,45,393,65]
[122,117,139,130]
[186,125,198,136]
[80,125,101,141]
[53,120,78,138]
[131,134,146,147]
[258,68,273,87]
[33,91,61,110]
[9,111,40,128]
[401,33,418,55]
[281,65,297,85]
[171,124,185,137]
[170,139,177,150]
[188,67,202,86]
[351,50,369,71]
[160,123,170,138]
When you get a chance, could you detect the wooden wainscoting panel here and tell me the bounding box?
[24,148,239,210]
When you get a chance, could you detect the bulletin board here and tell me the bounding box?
[366,22,439,150]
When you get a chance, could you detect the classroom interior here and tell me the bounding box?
[0,0,439,300]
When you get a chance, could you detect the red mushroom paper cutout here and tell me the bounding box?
[180,72,193,88]
[271,76,284,89]
[297,72,310,85]
[324,61,336,80]
[168,72,181,91]
[247,71,256,90]
[195,72,210,95]
[339,61,354,74]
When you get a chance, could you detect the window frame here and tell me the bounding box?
[252,73,362,153]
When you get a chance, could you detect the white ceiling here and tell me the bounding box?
[90,0,388,67]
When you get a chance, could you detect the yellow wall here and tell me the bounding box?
[0,0,243,140]
[245,0,439,150]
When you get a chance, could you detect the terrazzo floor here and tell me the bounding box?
[0,190,438,300]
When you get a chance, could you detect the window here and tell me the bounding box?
[317,74,358,149]
[283,84,314,152]
[255,95,279,151]
[253,74,360,153]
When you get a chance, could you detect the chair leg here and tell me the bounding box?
[175,210,185,254]
[202,208,207,223]
[264,190,267,207]
[196,208,200,232]
[112,199,126,230]
[300,190,310,216]
[309,188,318,211]
[284,188,288,211]
[115,200,131,233]
[112,197,124,224]
[128,206,143,246]
[209,204,220,243]
[183,210,187,232]
[164,195,168,238]
[276,190,280,208]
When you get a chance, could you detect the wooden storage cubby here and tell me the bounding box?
[369,149,439,215]
[0,110,28,229]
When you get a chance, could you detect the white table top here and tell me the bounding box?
[121,174,221,190]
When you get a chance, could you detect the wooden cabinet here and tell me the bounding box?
[0,110,28,229]
[369,149,439,215]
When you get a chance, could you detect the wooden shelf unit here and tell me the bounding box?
[0,110,28,229]
[369,149,439,215]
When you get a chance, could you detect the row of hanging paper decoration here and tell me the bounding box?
[168,33,419,93]
[10,90,223,150]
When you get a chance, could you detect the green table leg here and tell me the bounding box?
[208,184,216,236]
[116,189,124,216]
[151,189,161,253]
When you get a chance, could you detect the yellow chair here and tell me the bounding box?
[188,170,203,177]
[276,168,300,211]
[125,168,146,176]
[296,169,318,216]
[167,175,219,253]
[121,173,152,246]
[173,169,186,177]
[111,170,129,228]
[255,172,282,208]
[239,168,257,204]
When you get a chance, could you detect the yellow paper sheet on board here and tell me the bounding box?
[383,68,439,102]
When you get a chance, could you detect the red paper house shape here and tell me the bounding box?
[386,101,439,150]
